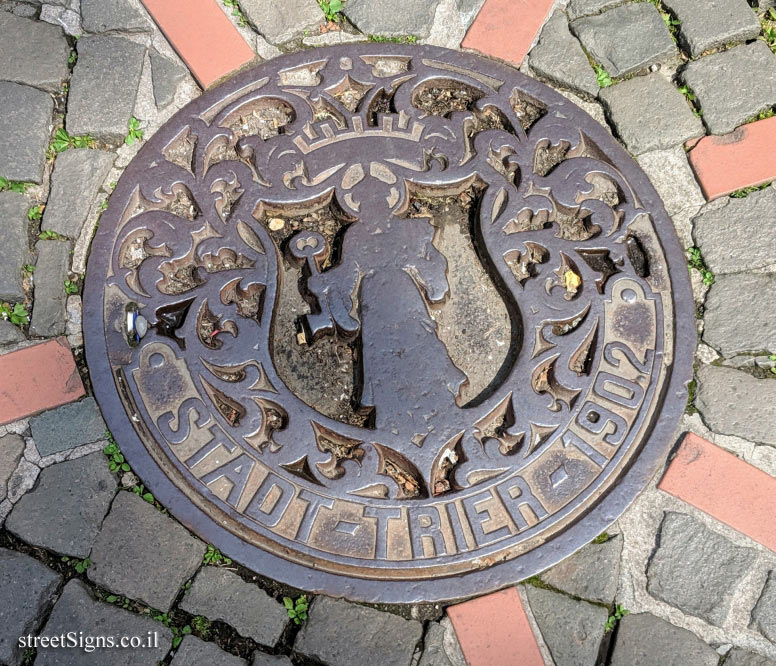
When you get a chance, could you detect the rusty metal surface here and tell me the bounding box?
[83,44,695,604]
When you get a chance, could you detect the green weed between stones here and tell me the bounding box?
[0,177,32,193]
[592,532,610,544]
[769,354,776,376]
[103,431,131,473]
[191,615,212,639]
[0,302,29,326]
[64,279,79,295]
[369,34,418,44]
[105,433,165,509]
[39,229,64,240]
[203,544,232,566]
[132,483,155,505]
[678,84,703,118]
[125,116,144,147]
[318,0,344,22]
[686,377,697,414]
[730,181,772,197]
[605,604,629,632]
[520,575,554,590]
[760,7,776,54]
[222,0,249,27]
[687,247,715,286]
[48,128,95,157]
[593,63,612,88]
[283,595,309,625]
[23,264,35,274]
[746,108,775,124]
[61,556,92,574]
[151,611,192,648]
[27,205,44,221]
[104,594,132,609]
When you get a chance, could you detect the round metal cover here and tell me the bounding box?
[84,44,694,603]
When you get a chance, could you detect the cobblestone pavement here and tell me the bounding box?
[1,0,776,664]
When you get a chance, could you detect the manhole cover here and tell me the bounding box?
[84,44,694,603]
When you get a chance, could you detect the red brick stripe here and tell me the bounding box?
[462,0,556,66]
[659,433,776,553]
[448,587,545,666]
[141,0,255,88]
[687,116,776,200]
[0,338,85,425]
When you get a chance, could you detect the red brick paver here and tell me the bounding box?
[0,338,85,425]
[659,433,776,553]
[687,115,776,200]
[462,0,556,66]
[141,0,255,88]
[448,587,545,666]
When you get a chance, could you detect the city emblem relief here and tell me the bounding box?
[84,44,694,602]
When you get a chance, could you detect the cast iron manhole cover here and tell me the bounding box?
[84,44,694,603]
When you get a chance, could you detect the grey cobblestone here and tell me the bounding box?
[599,74,704,155]
[171,636,248,666]
[150,51,187,109]
[43,149,116,239]
[6,456,39,503]
[752,572,776,644]
[571,3,677,78]
[294,596,423,666]
[423,0,467,50]
[418,618,465,666]
[703,273,776,359]
[6,452,117,557]
[88,491,205,611]
[646,511,756,625]
[455,0,485,26]
[610,613,718,666]
[662,0,761,58]
[37,579,172,665]
[725,648,776,666]
[6,3,39,18]
[345,0,441,39]
[566,0,624,21]
[0,433,25,502]
[693,186,776,275]
[528,11,599,99]
[30,397,107,456]
[29,240,70,338]
[0,81,54,184]
[81,0,151,33]
[557,89,609,129]
[65,294,82,347]
[0,499,11,525]
[682,42,776,135]
[180,567,288,648]
[303,31,368,47]
[0,549,62,666]
[0,320,25,345]
[540,533,622,604]
[39,3,81,36]
[0,191,32,303]
[637,146,704,247]
[0,13,70,93]
[66,35,146,142]
[525,585,608,666]
[241,0,323,45]
[253,654,293,666]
